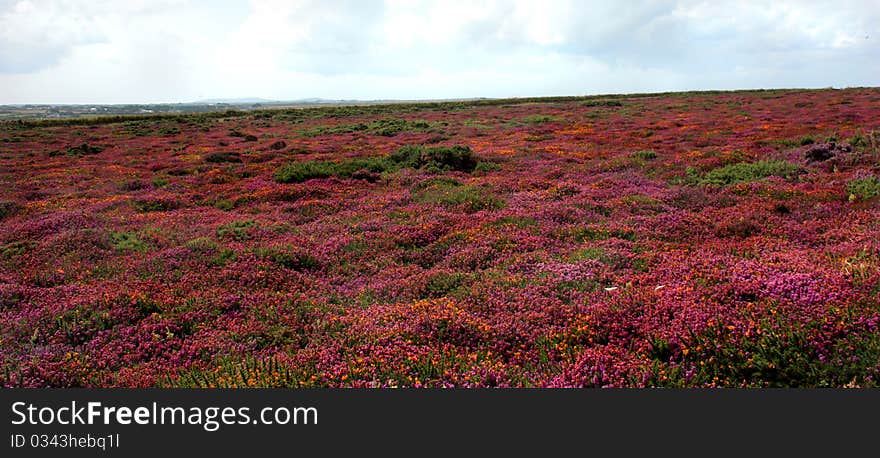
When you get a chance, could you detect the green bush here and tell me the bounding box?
[131,196,179,212]
[701,160,802,186]
[110,231,149,252]
[273,157,389,183]
[274,161,336,183]
[473,161,502,173]
[656,316,880,388]
[1,240,33,259]
[185,237,219,253]
[521,114,563,124]
[0,200,21,220]
[162,356,317,388]
[275,145,480,183]
[633,150,658,160]
[151,176,169,188]
[49,143,105,157]
[414,181,504,213]
[209,248,237,266]
[217,220,257,241]
[768,135,816,148]
[846,175,880,201]
[388,145,478,172]
[300,118,435,137]
[583,99,623,107]
[256,247,321,271]
[423,271,465,298]
[205,151,242,163]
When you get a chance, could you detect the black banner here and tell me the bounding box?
[2,389,877,457]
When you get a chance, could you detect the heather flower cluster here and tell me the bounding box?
[1,88,878,387]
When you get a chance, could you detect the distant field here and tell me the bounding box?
[1,88,879,387]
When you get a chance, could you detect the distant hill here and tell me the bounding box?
[193,97,276,104]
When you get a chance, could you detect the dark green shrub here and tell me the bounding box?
[414,182,504,213]
[274,161,337,183]
[274,157,389,183]
[659,317,880,387]
[110,231,149,252]
[701,160,802,186]
[132,196,180,212]
[209,248,237,266]
[205,152,242,163]
[210,199,234,211]
[217,220,257,241]
[423,271,465,298]
[583,99,623,107]
[274,145,480,183]
[256,247,321,271]
[299,118,435,138]
[161,356,317,388]
[49,143,105,157]
[1,240,32,258]
[846,175,880,201]
[185,237,219,253]
[389,145,478,172]
[0,200,21,220]
[473,161,502,173]
[521,114,563,124]
[151,176,169,188]
[411,176,462,191]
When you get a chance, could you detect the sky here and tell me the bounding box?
[0,0,878,104]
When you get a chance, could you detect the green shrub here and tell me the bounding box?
[388,145,478,172]
[583,99,623,107]
[657,316,880,388]
[151,176,169,188]
[521,115,563,124]
[567,246,606,262]
[414,181,504,213]
[256,247,321,271]
[411,176,463,191]
[213,199,235,211]
[633,150,658,160]
[110,231,149,252]
[423,271,465,298]
[273,157,388,183]
[473,161,502,173]
[49,143,105,157]
[300,118,435,137]
[489,216,537,228]
[217,220,257,241]
[205,151,242,163]
[185,237,219,253]
[274,145,480,183]
[0,200,21,220]
[274,161,336,183]
[209,248,237,266]
[701,160,802,186]
[846,175,880,201]
[132,196,179,212]
[161,356,317,388]
[1,240,33,258]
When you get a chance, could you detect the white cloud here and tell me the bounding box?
[0,0,877,103]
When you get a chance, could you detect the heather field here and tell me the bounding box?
[2,88,880,388]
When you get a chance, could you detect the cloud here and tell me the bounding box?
[0,0,104,72]
[0,0,877,103]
